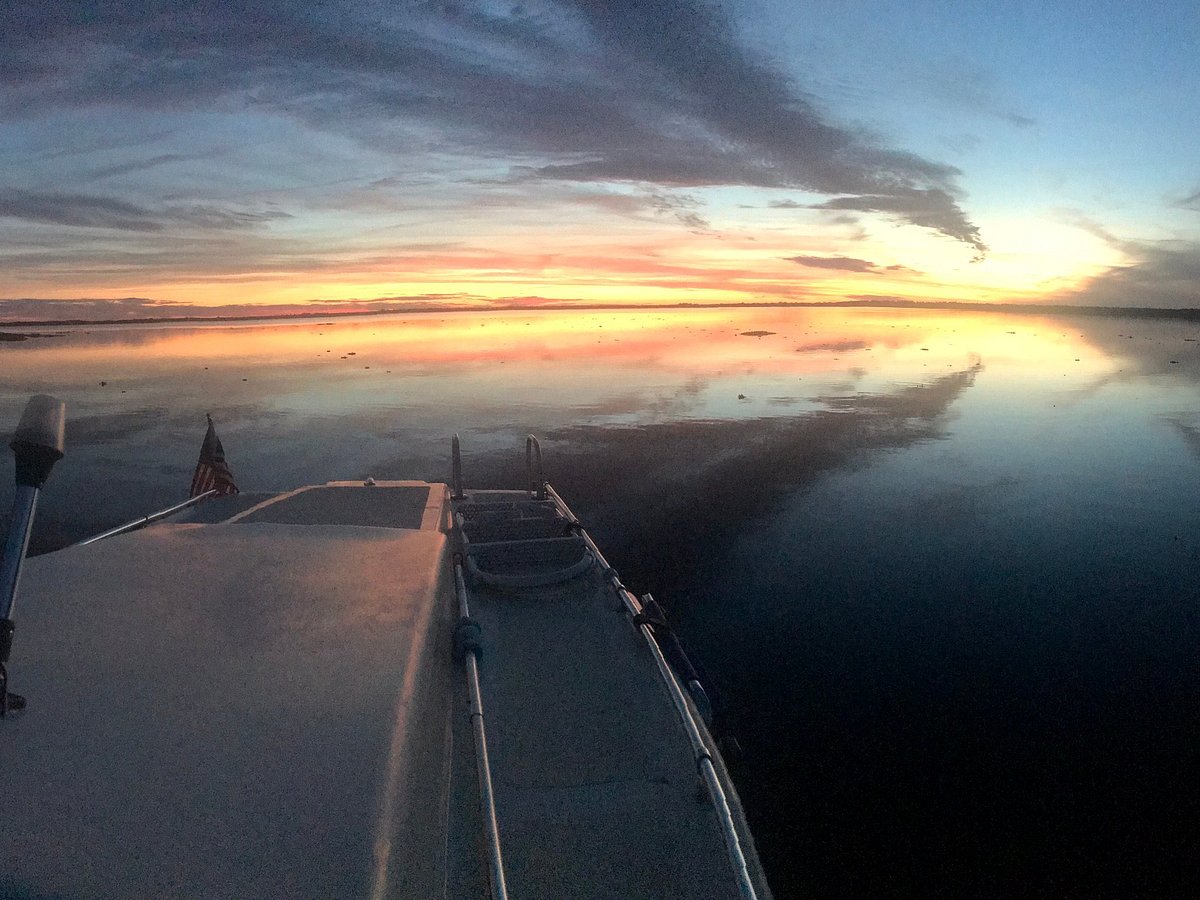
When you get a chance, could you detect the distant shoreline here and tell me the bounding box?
[0,330,68,341]
[2,299,1200,329]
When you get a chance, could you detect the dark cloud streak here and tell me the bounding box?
[1059,240,1200,309]
[88,152,219,180]
[789,255,878,273]
[787,254,916,275]
[0,190,163,232]
[811,190,985,256]
[0,189,290,233]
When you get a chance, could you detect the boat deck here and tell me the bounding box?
[1,481,769,898]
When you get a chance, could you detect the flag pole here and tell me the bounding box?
[79,412,238,546]
[74,490,219,547]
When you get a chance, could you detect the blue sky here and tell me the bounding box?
[753,1,1199,223]
[1,0,1197,319]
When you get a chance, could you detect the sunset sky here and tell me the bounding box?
[2,0,1198,320]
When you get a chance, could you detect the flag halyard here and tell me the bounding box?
[190,414,239,497]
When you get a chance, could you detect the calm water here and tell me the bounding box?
[3,306,1200,896]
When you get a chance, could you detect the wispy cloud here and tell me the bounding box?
[647,192,712,232]
[0,0,985,254]
[914,59,1036,129]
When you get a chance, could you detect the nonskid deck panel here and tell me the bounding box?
[464,567,743,898]
[235,484,431,528]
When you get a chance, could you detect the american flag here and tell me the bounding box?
[190,414,239,497]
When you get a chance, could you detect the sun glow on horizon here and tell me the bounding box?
[1,209,1137,319]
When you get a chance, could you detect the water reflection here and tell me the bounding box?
[0,307,1028,542]
[509,362,984,596]
[3,305,1200,895]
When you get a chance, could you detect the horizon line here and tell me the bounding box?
[4,298,1200,330]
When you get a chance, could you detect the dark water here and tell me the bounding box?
[3,307,1200,896]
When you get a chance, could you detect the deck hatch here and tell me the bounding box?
[236,485,432,529]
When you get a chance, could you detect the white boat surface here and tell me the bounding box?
[1,419,772,898]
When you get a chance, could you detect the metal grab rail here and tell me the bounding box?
[451,433,464,500]
[543,483,760,900]
[452,559,509,900]
[525,435,545,500]
[74,490,218,547]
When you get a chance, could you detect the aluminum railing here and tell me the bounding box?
[452,558,509,900]
[74,490,218,546]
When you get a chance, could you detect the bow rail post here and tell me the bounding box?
[525,435,545,500]
[451,433,465,500]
